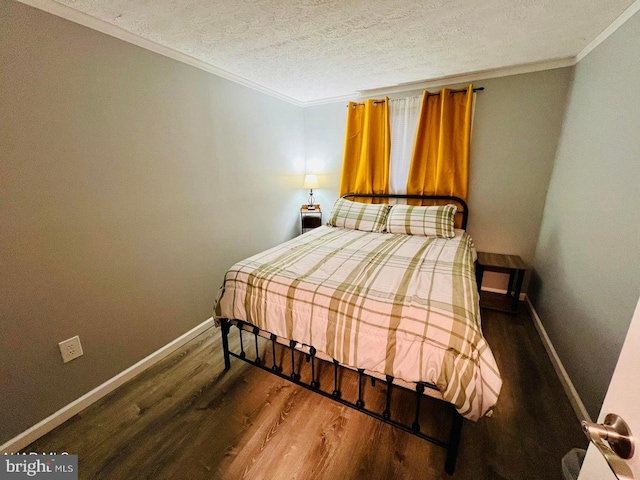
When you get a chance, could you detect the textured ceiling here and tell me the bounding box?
[47,0,635,104]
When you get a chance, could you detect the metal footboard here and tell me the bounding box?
[219,318,463,475]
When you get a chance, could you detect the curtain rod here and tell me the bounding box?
[427,86,484,97]
[348,87,484,107]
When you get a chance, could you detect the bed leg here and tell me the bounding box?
[309,347,319,389]
[412,384,425,432]
[220,318,231,371]
[356,369,365,409]
[444,410,464,475]
[383,375,394,420]
[270,333,281,373]
[252,326,262,365]
[289,340,299,380]
[237,320,246,359]
[332,359,341,398]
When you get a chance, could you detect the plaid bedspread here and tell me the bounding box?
[215,226,501,420]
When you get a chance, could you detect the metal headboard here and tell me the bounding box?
[341,193,469,230]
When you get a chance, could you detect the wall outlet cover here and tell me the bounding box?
[58,336,84,363]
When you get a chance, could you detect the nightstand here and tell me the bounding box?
[476,252,528,313]
[301,205,322,234]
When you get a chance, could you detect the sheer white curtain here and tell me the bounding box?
[388,96,422,203]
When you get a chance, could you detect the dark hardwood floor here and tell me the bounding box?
[23,304,588,479]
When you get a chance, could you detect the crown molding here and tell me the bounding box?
[293,57,576,105]
[16,0,640,108]
[576,0,640,62]
[16,0,306,107]
[300,94,359,107]
[355,57,577,99]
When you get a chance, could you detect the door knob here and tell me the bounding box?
[582,413,635,479]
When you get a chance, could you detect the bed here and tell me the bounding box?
[214,194,502,474]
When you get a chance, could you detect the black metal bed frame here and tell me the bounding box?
[341,193,469,230]
[220,319,463,474]
[219,193,471,475]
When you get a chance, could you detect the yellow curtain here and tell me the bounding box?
[407,85,474,205]
[339,98,390,203]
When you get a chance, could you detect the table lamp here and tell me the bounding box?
[303,174,319,210]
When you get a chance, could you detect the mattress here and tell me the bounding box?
[215,225,501,420]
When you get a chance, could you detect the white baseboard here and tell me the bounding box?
[0,317,216,454]
[524,296,591,422]
[480,286,586,418]
[2,303,588,450]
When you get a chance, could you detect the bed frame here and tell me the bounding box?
[219,193,470,475]
[340,193,468,230]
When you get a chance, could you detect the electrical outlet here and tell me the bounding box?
[58,336,84,363]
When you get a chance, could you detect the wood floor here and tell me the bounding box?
[24,304,588,479]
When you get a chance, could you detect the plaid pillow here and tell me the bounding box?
[386,204,457,238]
[328,198,391,232]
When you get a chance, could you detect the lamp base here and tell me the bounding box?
[307,205,316,210]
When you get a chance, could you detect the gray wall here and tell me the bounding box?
[303,69,572,290]
[0,0,304,445]
[302,103,346,211]
[530,12,640,418]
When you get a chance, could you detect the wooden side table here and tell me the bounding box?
[300,205,322,234]
[476,252,528,313]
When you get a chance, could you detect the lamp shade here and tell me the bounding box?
[303,174,320,189]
